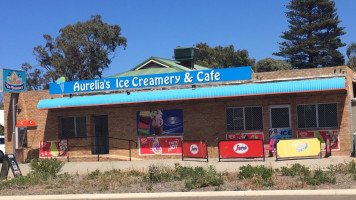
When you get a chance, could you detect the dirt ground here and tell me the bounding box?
[1,164,356,196]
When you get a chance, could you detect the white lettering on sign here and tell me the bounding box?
[197,70,220,82]
[233,143,248,154]
[168,140,179,152]
[74,80,111,92]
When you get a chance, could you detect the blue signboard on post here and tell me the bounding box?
[49,66,252,94]
[1,69,26,93]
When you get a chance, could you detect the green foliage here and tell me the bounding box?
[328,161,356,181]
[88,169,101,180]
[183,166,224,191]
[347,42,356,71]
[30,158,64,178]
[22,15,127,90]
[256,57,292,72]
[280,163,310,177]
[304,170,336,185]
[238,165,274,187]
[195,42,255,69]
[279,163,335,186]
[147,164,223,191]
[274,0,345,69]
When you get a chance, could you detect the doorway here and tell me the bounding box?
[268,105,292,140]
[92,115,109,154]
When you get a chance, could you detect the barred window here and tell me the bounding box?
[61,116,87,138]
[226,106,263,131]
[297,103,338,128]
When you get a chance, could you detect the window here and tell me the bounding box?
[60,116,87,138]
[297,103,338,128]
[226,106,263,131]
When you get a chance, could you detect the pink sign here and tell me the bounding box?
[40,140,68,158]
[139,136,182,155]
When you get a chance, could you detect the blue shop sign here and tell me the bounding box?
[2,69,26,93]
[49,66,251,94]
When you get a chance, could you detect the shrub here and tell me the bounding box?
[88,169,101,180]
[184,166,223,190]
[280,163,310,177]
[304,169,336,185]
[30,158,64,178]
[238,165,274,187]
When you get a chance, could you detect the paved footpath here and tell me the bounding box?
[14,156,356,175]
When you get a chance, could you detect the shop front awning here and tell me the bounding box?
[37,77,346,110]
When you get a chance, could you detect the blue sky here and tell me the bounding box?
[0,0,355,78]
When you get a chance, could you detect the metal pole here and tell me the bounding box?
[12,94,16,157]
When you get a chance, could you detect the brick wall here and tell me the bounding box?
[3,66,355,161]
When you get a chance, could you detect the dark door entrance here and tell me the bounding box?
[92,115,109,154]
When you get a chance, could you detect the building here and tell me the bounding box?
[3,48,356,162]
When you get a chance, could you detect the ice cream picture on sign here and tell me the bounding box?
[151,110,163,135]
[56,77,66,92]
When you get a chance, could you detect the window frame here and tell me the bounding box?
[60,116,87,139]
[297,103,339,129]
[225,105,263,132]
[268,104,291,129]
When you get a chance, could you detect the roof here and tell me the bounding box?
[37,77,346,110]
[108,57,210,78]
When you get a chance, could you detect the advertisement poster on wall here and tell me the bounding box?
[137,109,183,136]
[269,128,292,141]
[226,133,264,140]
[297,130,339,151]
[39,140,68,158]
[139,136,182,155]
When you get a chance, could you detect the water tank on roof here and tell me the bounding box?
[174,47,199,61]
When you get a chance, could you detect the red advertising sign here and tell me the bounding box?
[219,140,264,159]
[182,141,207,158]
[139,136,182,155]
[297,130,339,151]
[226,133,264,140]
[40,140,68,158]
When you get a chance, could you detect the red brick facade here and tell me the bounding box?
[3,66,355,162]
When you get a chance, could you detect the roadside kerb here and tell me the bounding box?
[1,190,356,200]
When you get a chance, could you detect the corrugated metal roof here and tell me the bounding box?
[108,57,210,78]
[37,78,346,110]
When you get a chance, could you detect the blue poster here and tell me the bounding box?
[269,128,292,140]
[137,109,183,136]
[2,69,26,93]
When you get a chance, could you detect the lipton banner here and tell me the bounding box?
[276,138,321,159]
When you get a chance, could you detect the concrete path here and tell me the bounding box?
[14,156,356,175]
